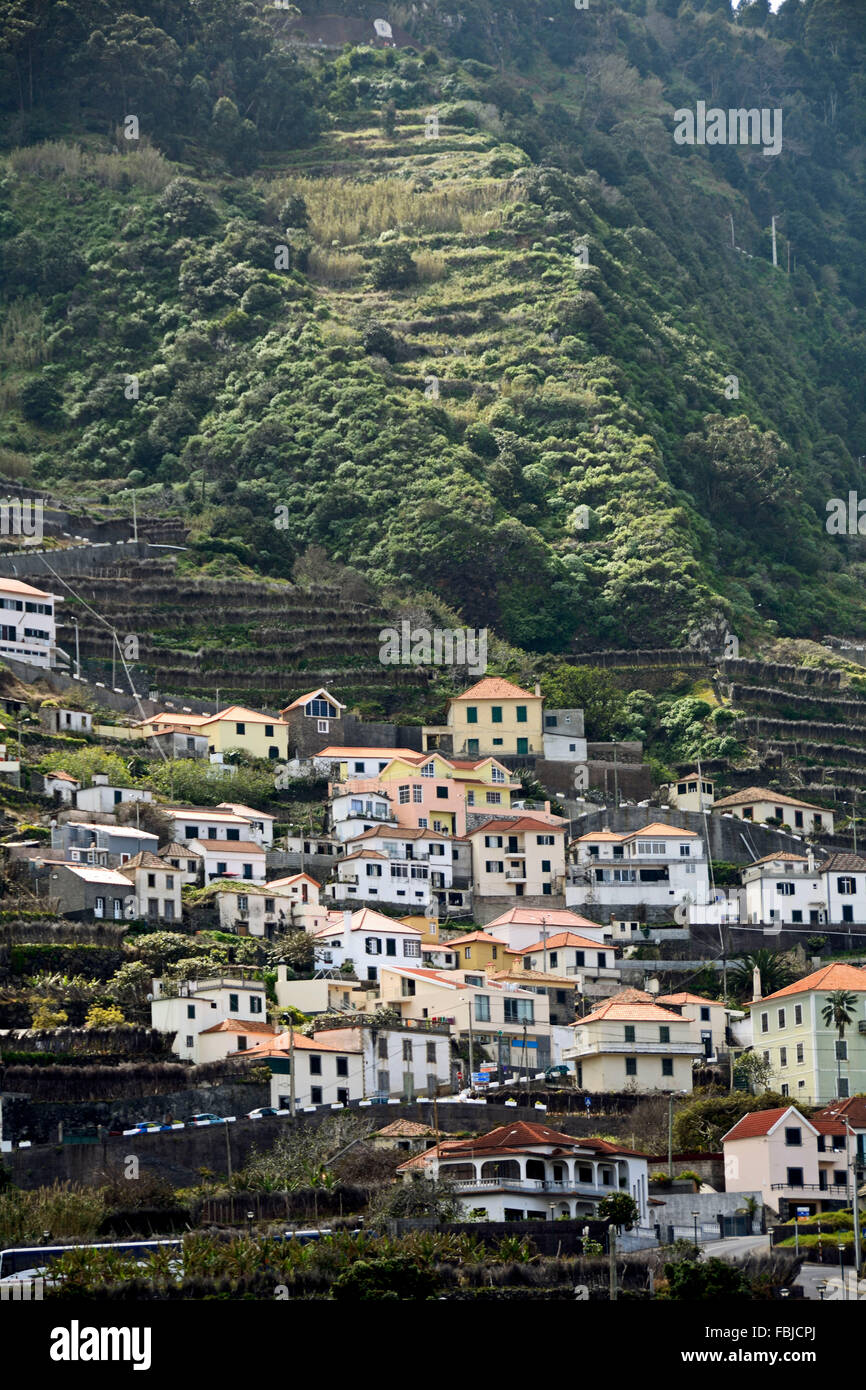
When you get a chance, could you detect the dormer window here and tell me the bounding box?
[307,698,336,719]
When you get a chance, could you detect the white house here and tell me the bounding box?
[515,931,619,984]
[484,906,608,952]
[240,1020,452,1107]
[563,998,702,1093]
[188,837,267,883]
[713,787,834,836]
[41,770,80,804]
[654,991,729,1059]
[314,907,423,982]
[158,841,202,886]
[315,746,422,779]
[195,1017,277,1064]
[567,822,709,915]
[118,851,183,924]
[330,787,396,843]
[42,706,93,735]
[398,1120,650,1224]
[326,825,454,910]
[75,776,154,815]
[0,577,63,669]
[264,873,328,932]
[541,708,588,762]
[820,853,866,924]
[150,972,268,1061]
[162,805,268,847]
[215,802,276,848]
[722,1104,855,1219]
[742,852,826,926]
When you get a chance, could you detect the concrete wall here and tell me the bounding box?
[4,1099,651,1189]
[569,805,812,866]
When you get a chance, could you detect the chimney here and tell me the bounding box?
[277,964,288,984]
[645,977,660,995]
[544,800,550,814]
[534,682,541,697]
[343,908,353,933]
[807,847,815,873]
[752,965,762,1002]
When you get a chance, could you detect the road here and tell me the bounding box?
[696,1232,770,1260]
[794,1262,866,1301]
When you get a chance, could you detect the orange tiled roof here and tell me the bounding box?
[754,962,866,1002]
[451,677,540,702]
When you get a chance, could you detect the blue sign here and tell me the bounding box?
[584,1096,591,1111]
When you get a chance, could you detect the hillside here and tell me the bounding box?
[1,0,865,660]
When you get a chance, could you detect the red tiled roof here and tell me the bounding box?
[519,931,615,953]
[755,962,866,1002]
[722,1107,807,1142]
[464,817,564,837]
[199,1019,277,1036]
[451,678,540,701]
[713,786,825,811]
[656,992,724,1007]
[576,1000,694,1026]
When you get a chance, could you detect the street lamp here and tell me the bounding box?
[838,1242,846,1300]
[692,1210,700,1254]
[247,1210,255,1240]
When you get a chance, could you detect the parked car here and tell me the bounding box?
[247,1107,279,1120]
[545,1065,570,1081]
[189,1113,225,1125]
[128,1120,163,1132]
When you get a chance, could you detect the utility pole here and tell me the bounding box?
[289,1022,296,1117]
[132,489,138,543]
[467,1008,475,1087]
[847,1118,862,1282]
[771,215,778,269]
[668,1092,674,1177]
[225,1120,232,1185]
[608,1224,618,1301]
[541,914,549,978]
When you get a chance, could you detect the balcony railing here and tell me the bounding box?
[770,1182,849,1194]
[444,1177,614,1194]
[505,869,526,881]
[568,1040,701,1057]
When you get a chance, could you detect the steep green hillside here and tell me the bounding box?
[1,0,865,655]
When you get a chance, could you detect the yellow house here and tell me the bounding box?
[142,705,288,761]
[564,999,702,1093]
[425,677,544,758]
[464,816,567,901]
[448,931,514,971]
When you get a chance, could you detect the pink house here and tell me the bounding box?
[723,1104,853,1218]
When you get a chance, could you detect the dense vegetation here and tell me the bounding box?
[1,0,865,655]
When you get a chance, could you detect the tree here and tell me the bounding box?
[279,194,308,229]
[368,1174,462,1227]
[30,1003,68,1029]
[821,991,858,1098]
[380,99,397,136]
[272,930,314,977]
[371,243,417,290]
[733,1051,773,1094]
[19,378,63,425]
[673,1093,791,1152]
[332,1254,438,1300]
[106,961,153,1017]
[115,799,174,844]
[84,1003,125,1028]
[660,1256,752,1300]
[730,951,797,1001]
[598,1192,639,1231]
[540,665,624,739]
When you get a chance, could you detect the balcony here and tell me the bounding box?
[568,1040,702,1057]
[770,1182,849,1195]
[505,869,527,881]
[445,1177,611,1195]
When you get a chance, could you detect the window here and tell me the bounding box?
[780,1047,788,1067]
[516,705,527,723]
[679,844,691,857]
[264,725,273,737]
[835,1040,848,1061]
[235,722,245,736]
[491,706,502,724]
[165,875,175,890]
[486,792,501,804]
[491,766,505,783]
[413,786,423,803]
[794,1004,803,1026]
[187,1004,196,1019]
[659,1026,670,1043]
[422,762,435,778]
[536,834,554,846]
[242,864,253,881]
[466,707,478,724]
[837,876,856,895]
[504,998,534,1023]
[229,994,239,1012]
[624,1025,636,1042]
[777,1008,786,1028]
[625,1058,637,1077]
[403,939,420,957]
[777,882,795,896]
[365,937,381,955]
[485,835,503,849]
[378,1035,388,1060]
[308,698,335,719]
[485,861,504,874]
[310,1086,322,1105]
[794,810,803,828]
[184,825,199,840]
[250,996,263,1014]
[402,1039,413,1062]
[336,1056,349,1077]
[217,862,227,876]
[662,1058,674,1076]
[700,1007,710,1021]
[760,1012,769,1034]
[784,1127,801,1147]
[264,898,274,913]
[796,1044,804,1063]
[436,786,448,799]
[309,1055,322,1076]
[426,1042,436,1064]
[516,738,528,756]
[475,995,490,1022]
[786,1167,804,1187]
[467,739,479,754]
[385,939,397,956]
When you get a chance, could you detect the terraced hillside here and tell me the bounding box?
[56,555,439,715]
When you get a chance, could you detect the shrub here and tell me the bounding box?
[371,243,417,290]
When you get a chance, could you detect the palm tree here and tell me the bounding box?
[820,990,858,1098]
[730,949,796,1000]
